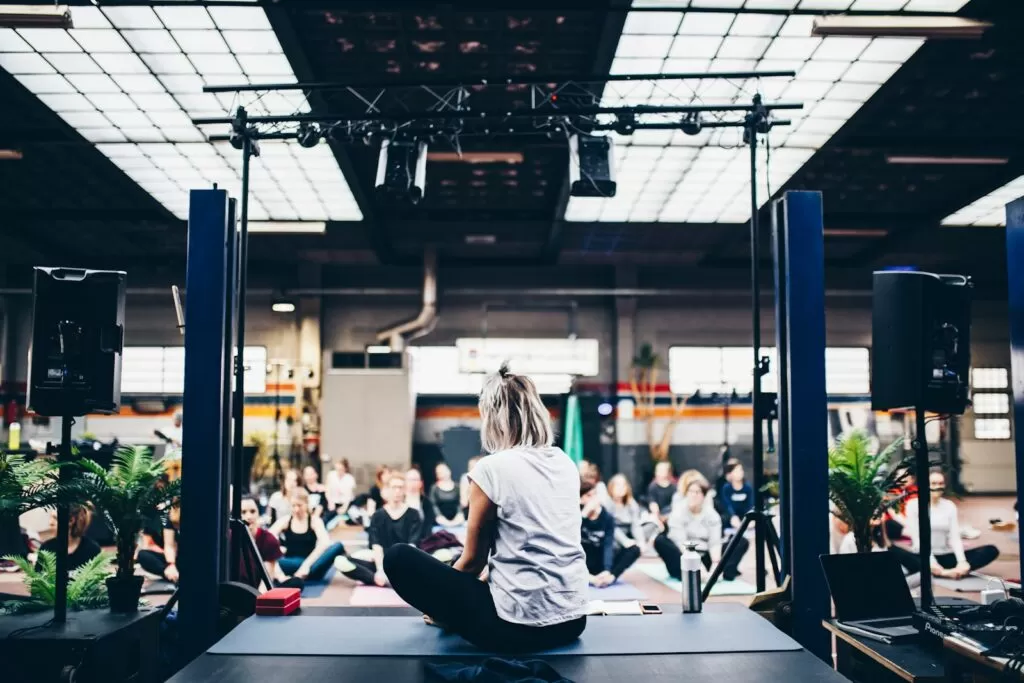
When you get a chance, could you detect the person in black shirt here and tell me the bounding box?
[269,489,346,582]
[580,480,640,587]
[39,504,102,572]
[404,467,437,542]
[335,473,422,586]
[646,461,676,524]
[138,506,181,583]
[430,462,465,527]
[719,459,754,530]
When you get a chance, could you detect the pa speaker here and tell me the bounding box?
[569,134,616,197]
[871,271,971,414]
[375,139,427,203]
[27,267,126,417]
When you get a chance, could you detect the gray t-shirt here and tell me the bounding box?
[470,446,588,626]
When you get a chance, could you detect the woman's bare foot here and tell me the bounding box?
[423,615,450,630]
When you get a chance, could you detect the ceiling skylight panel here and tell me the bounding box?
[679,12,736,35]
[616,35,673,59]
[622,12,682,35]
[942,175,1024,226]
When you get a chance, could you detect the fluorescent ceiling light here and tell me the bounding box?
[886,155,1009,166]
[0,5,362,223]
[0,149,23,160]
[812,16,990,39]
[366,345,392,354]
[271,300,295,314]
[941,174,1024,227]
[823,228,887,237]
[0,5,72,29]
[247,221,326,234]
[464,234,497,245]
[566,4,966,224]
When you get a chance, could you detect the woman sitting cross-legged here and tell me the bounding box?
[654,472,749,582]
[581,480,641,587]
[269,489,346,583]
[384,364,588,653]
[334,472,423,586]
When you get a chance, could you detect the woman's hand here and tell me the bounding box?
[951,562,971,579]
[930,565,945,577]
[374,570,388,587]
[165,564,179,583]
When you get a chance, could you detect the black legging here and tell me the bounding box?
[384,544,587,653]
[889,545,999,575]
[138,549,172,579]
[586,545,641,579]
[654,534,749,582]
[339,556,378,585]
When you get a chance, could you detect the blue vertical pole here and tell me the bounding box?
[778,191,830,661]
[771,199,792,579]
[180,188,232,659]
[1006,197,1024,575]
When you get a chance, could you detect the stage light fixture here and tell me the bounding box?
[614,113,636,136]
[680,113,703,136]
[0,5,72,29]
[568,134,616,198]
[297,123,322,149]
[375,139,428,204]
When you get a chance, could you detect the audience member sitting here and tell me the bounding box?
[336,472,422,586]
[269,489,346,583]
[430,462,465,527]
[325,458,356,520]
[239,495,284,587]
[579,460,612,509]
[405,467,436,541]
[883,470,915,541]
[369,465,389,512]
[266,469,299,526]
[608,473,658,550]
[654,473,748,581]
[893,469,999,578]
[712,444,732,496]
[719,459,754,530]
[459,456,481,517]
[39,504,101,572]
[581,480,641,586]
[679,468,715,512]
[138,506,181,584]
[646,461,676,523]
[302,465,328,519]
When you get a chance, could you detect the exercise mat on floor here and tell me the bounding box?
[350,585,409,607]
[635,562,757,597]
[588,581,646,601]
[141,579,176,595]
[932,573,1016,593]
[208,604,801,657]
[300,568,336,598]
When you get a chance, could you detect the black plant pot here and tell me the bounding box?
[106,575,144,613]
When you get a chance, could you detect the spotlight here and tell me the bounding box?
[680,113,703,136]
[297,122,322,148]
[375,139,428,204]
[614,113,636,136]
[271,299,295,313]
[568,134,616,198]
[597,402,613,416]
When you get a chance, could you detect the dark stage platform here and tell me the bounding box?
[168,606,847,683]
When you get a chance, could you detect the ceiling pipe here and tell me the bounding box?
[374,247,438,351]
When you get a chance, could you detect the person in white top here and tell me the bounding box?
[385,363,588,652]
[325,458,356,517]
[895,469,999,578]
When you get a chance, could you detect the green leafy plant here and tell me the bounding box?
[0,550,114,615]
[828,431,914,553]
[71,445,181,579]
[0,451,64,517]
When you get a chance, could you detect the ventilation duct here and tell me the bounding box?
[376,248,437,351]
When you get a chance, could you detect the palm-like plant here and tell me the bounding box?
[0,550,114,615]
[828,431,915,553]
[0,451,63,517]
[72,445,181,579]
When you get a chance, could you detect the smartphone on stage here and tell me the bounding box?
[641,604,663,615]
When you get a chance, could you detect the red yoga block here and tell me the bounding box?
[256,587,301,616]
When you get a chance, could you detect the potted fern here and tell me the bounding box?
[828,431,914,553]
[0,551,113,615]
[0,451,63,517]
[72,445,181,612]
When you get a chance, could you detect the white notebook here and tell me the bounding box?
[587,600,645,616]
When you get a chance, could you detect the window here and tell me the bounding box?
[408,346,573,395]
[970,366,1012,440]
[121,345,266,394]
[668,346,869,395]
[974,418,1012,440]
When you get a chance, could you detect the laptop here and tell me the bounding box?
[820,551,920,641]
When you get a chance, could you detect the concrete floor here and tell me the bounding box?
[1,495,1018,608]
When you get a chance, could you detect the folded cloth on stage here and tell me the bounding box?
[426,658,572,682]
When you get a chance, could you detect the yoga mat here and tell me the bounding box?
[588,581,646,601]
[635,562,758,597]
[141,579,177,596]
[301,568,336,598]
[933,573,1015,593]
[350,586,409,607]
[209,605,801,657]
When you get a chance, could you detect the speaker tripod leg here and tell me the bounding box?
[702,515,754,601]
[760,514,783,585]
